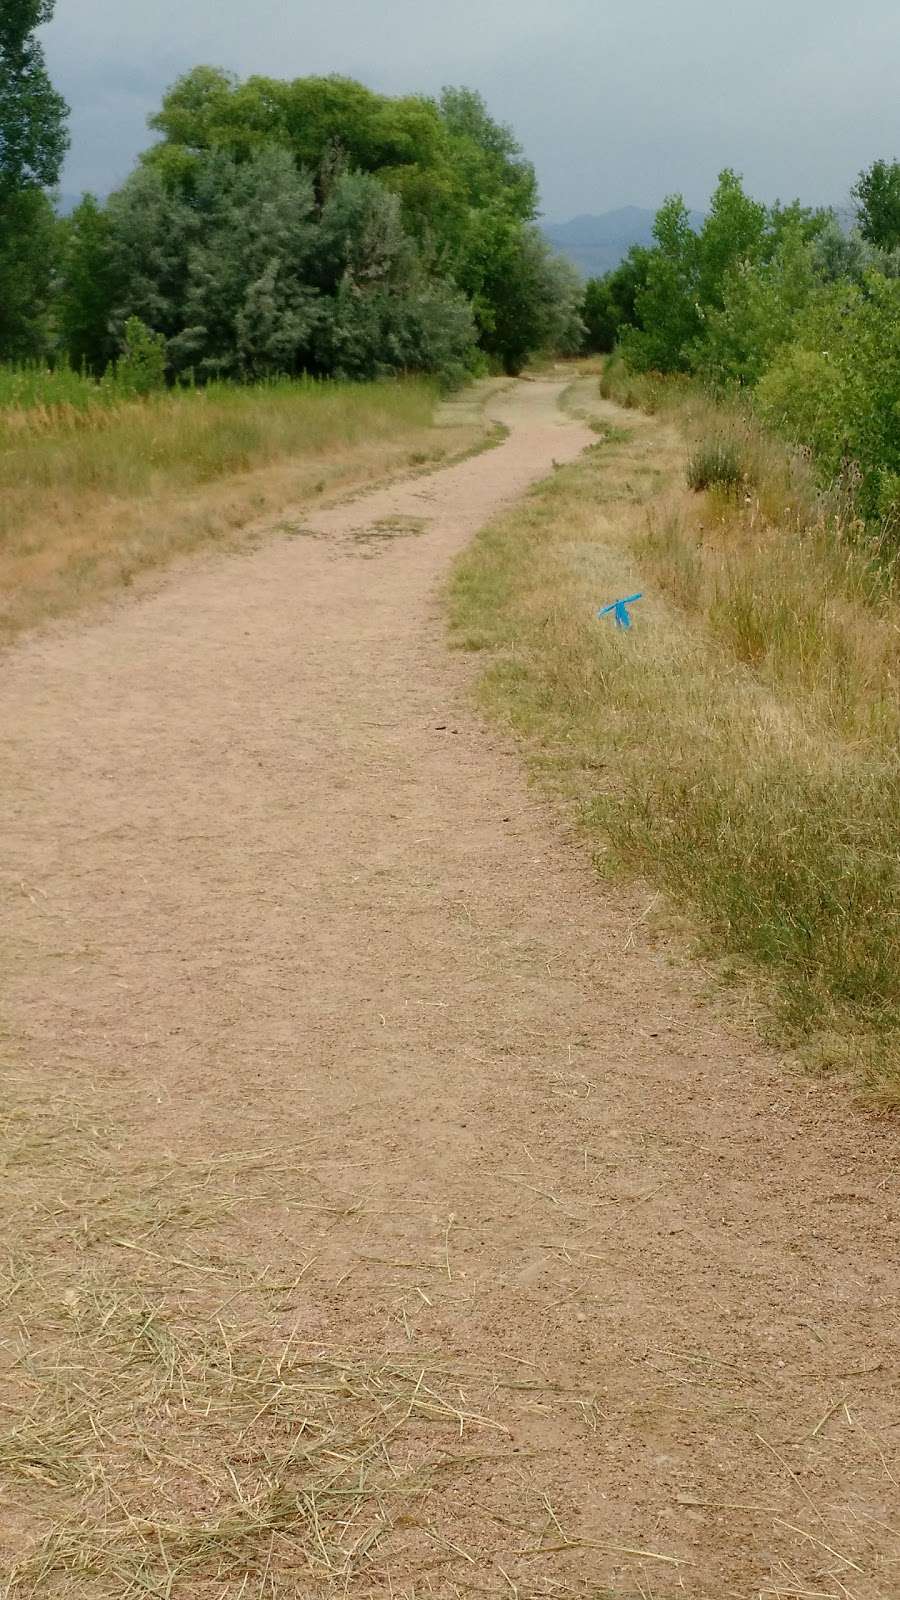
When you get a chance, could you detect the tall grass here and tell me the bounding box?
[685,438,745,493]
[602,360,900,739]
[0,362,114,412]
[0,374,437,487]
[0,372,481,643]
[450,370,900,1102]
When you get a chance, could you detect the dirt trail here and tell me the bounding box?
[2,380,898,1597]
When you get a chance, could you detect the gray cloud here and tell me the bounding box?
[44,0,900,217]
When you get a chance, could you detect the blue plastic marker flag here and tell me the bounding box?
[597,592,643,630]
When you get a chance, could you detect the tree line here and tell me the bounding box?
[1,3,584,383]
[583,163,900,526]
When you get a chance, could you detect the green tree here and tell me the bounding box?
[437,87,537,222]
[0,0,69,356]
[144,69,549,369]
[147,69,447,197]
[853,159,900,251]
[166,147,319,378]
[0,188,58,357]
[0,0,68,195]
[460,219,576,374]
[620,196,700,372]
[605,246,652,330]
[695,169,767,310]
[103,165,198,348]
[88,146,475,384]
[581,246,653,352]
[581,278,618,352]
[538,249,586,356]
[58,194,119,372]
[811,214,873,284]
[620,175,834,380]
[695,225,819,387]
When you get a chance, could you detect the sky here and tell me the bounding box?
[43,0,900,222]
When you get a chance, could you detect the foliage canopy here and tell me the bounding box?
[0,0,69,357]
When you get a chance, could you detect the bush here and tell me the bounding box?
[686,438,746,492]
[755,275,900,525]
[113,317,168,394]
[613,169,900,535]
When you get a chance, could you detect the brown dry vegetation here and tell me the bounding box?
[0,378,495,645]
[450,366,900,1100]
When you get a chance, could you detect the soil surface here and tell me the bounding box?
[2,379,898,1597]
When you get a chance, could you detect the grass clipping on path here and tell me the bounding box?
[449,380,900,1103]
[0,1068,515,1598]
[0,376,484,647]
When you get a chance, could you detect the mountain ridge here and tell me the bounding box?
[543,204,706,278]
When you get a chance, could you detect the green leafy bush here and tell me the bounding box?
[756,275,900,522]
[693,226,819,388]
[114,318,167,394]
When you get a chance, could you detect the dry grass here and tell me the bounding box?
[599,362,900,745]
[0,1055,663,1598]
[449,370,900,1102]
[0,1065,523,1598]
[0,378,492,646]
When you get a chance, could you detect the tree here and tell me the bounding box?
[581,246,653,352]
[618,174,831,380]
[756,276,900,522]
[165,147,319,378]
[810,214,873,284]
[766,198,832,252]
[461,220,576,374]
[694,225,819,387]
[605,246,652,330]
[0,0,69,356]
[103,165,198,350]
[853,159,900,251]
[437,87,537,222]
[538,249,586,356]
[695,169,767,310]
[144,69,550,369]
[620,196,700,372]
[84,146,475,384]
[0,0,68,196]
[58,194,119,372]
[581,278,618,352]
[147,69,447,197]
[0,188,58,358]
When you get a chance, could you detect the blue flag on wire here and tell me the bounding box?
[597,593,643,629]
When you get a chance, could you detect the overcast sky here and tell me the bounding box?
[44,0,900,221]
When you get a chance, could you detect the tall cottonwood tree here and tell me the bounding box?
[143,70,560,375]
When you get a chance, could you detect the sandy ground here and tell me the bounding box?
[2,379,898,1597]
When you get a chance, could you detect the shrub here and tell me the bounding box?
[686,438,746,492]
[755,275,900,525]
[113,317,168,394]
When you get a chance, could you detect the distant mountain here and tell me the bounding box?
[543,205,705,279]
